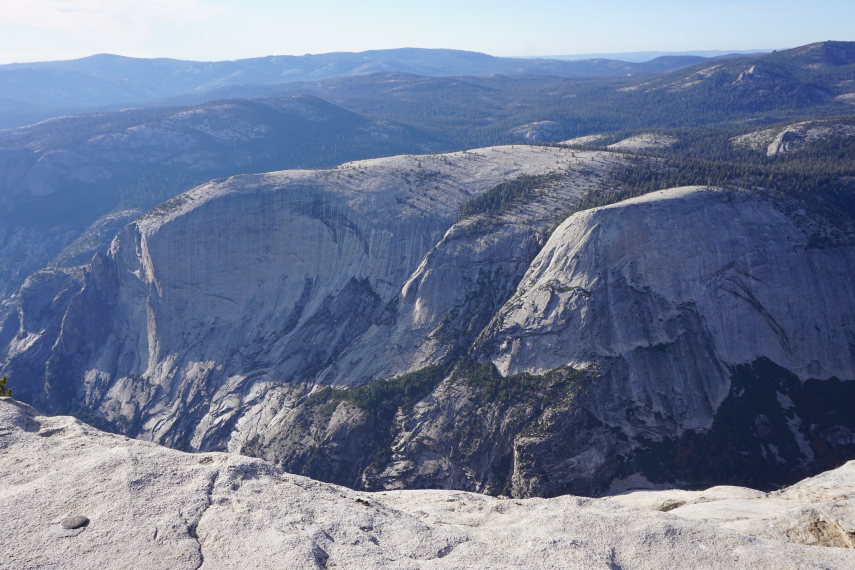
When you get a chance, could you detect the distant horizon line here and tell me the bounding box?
[2,42,840,67]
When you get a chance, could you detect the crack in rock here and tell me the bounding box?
[186,467,220,570]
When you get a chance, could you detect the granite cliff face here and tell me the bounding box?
[3,399,854,570]
[2,145,854,497]
[2,145,599,449]
[0,95,436,309]
[476,187,855,494]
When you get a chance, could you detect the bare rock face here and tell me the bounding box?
[0,95,439,306]
[607,133,677,151]
[559,134,609,147]
[508,120,561,142]
[475,186,855,493]
[2,145,596,449]
[2,399,854,570]
[3,148,854,498]
[485,186,855,389]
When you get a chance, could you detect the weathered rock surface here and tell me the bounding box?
[558,134,609,147]
[608,460,855,549]
[475,186,855,494]
[485,186,855,382]
[508,120,561,142]
[558,133,679,151]
[0,95,438,303]
[2,399,853,570]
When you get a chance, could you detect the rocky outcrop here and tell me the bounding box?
[2,399,853,570]
[322,185,855,497]
[508,120,561,142]
[559,134,609,147]
[608,459,855,549]
[732,117,855,156]
[607,133,677,151]
[3,148,854,498]
[484,186,855,382]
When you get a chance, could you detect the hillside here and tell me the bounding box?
[4,42,851,134]
[1,41,851,309]
[1,40,854,505]
[732,117,855,155]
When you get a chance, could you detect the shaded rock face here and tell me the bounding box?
[767,130,804,155]
[4,400,854,570]
[3,151,855,498]
[628,358,855,490]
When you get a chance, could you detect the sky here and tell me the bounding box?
[0,0,852,64]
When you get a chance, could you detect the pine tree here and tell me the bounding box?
[0,376,11,398]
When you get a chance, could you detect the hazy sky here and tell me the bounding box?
[0,0,852,63]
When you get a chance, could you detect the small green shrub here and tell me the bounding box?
[0,376,12,398]
[658,501,684,512]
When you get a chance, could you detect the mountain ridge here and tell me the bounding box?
[0,46,772,129]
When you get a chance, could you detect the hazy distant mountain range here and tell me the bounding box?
[0,47,748,128]
[540,49,770,62]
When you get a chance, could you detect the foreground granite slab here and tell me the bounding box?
[1,398,853,569]
[607,460,855,549]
